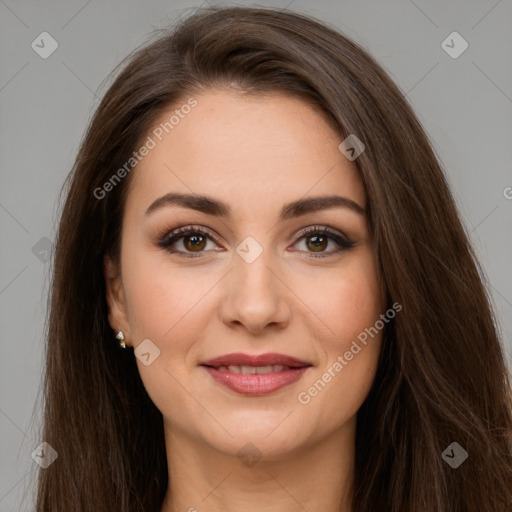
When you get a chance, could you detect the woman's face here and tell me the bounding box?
[105,89,385,459]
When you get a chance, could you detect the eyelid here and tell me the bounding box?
[157,224,222,248]
[295,225,351,242]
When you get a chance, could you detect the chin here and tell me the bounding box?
[200,417,312,460]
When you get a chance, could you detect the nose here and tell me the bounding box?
[220,249,291,335]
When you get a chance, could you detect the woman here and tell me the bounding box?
[35,6,512,511]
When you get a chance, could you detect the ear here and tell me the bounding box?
[103,255,132,346]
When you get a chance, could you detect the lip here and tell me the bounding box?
[201,352,311,368]
[200,352,312,396]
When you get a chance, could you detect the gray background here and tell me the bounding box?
[1,0,511,509]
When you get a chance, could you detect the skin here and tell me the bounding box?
[104,89,385,512]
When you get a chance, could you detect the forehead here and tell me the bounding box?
[125,89,365,218]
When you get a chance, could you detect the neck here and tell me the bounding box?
[160,419,356,512]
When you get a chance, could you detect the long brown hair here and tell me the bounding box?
[34,6,512,511]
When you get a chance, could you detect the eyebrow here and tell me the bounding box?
[145,192,365,220]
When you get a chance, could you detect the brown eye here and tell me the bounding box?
[183,234,207,252]
[292,226,355,258]
[305,234,329,252]
[158,226,220,258]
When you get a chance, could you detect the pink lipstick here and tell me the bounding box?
[200,352,312,396]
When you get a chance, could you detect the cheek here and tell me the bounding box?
[121,249,214,341]
[119,249,212,416]
[294,252,384,415]
[296,251,383,348]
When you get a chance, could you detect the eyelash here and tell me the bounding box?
[157,224,355,259]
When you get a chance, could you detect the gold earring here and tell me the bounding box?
[115,331,127,349]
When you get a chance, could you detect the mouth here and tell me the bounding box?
[200,353,312,396]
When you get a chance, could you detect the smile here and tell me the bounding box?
[200,352,312,396]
